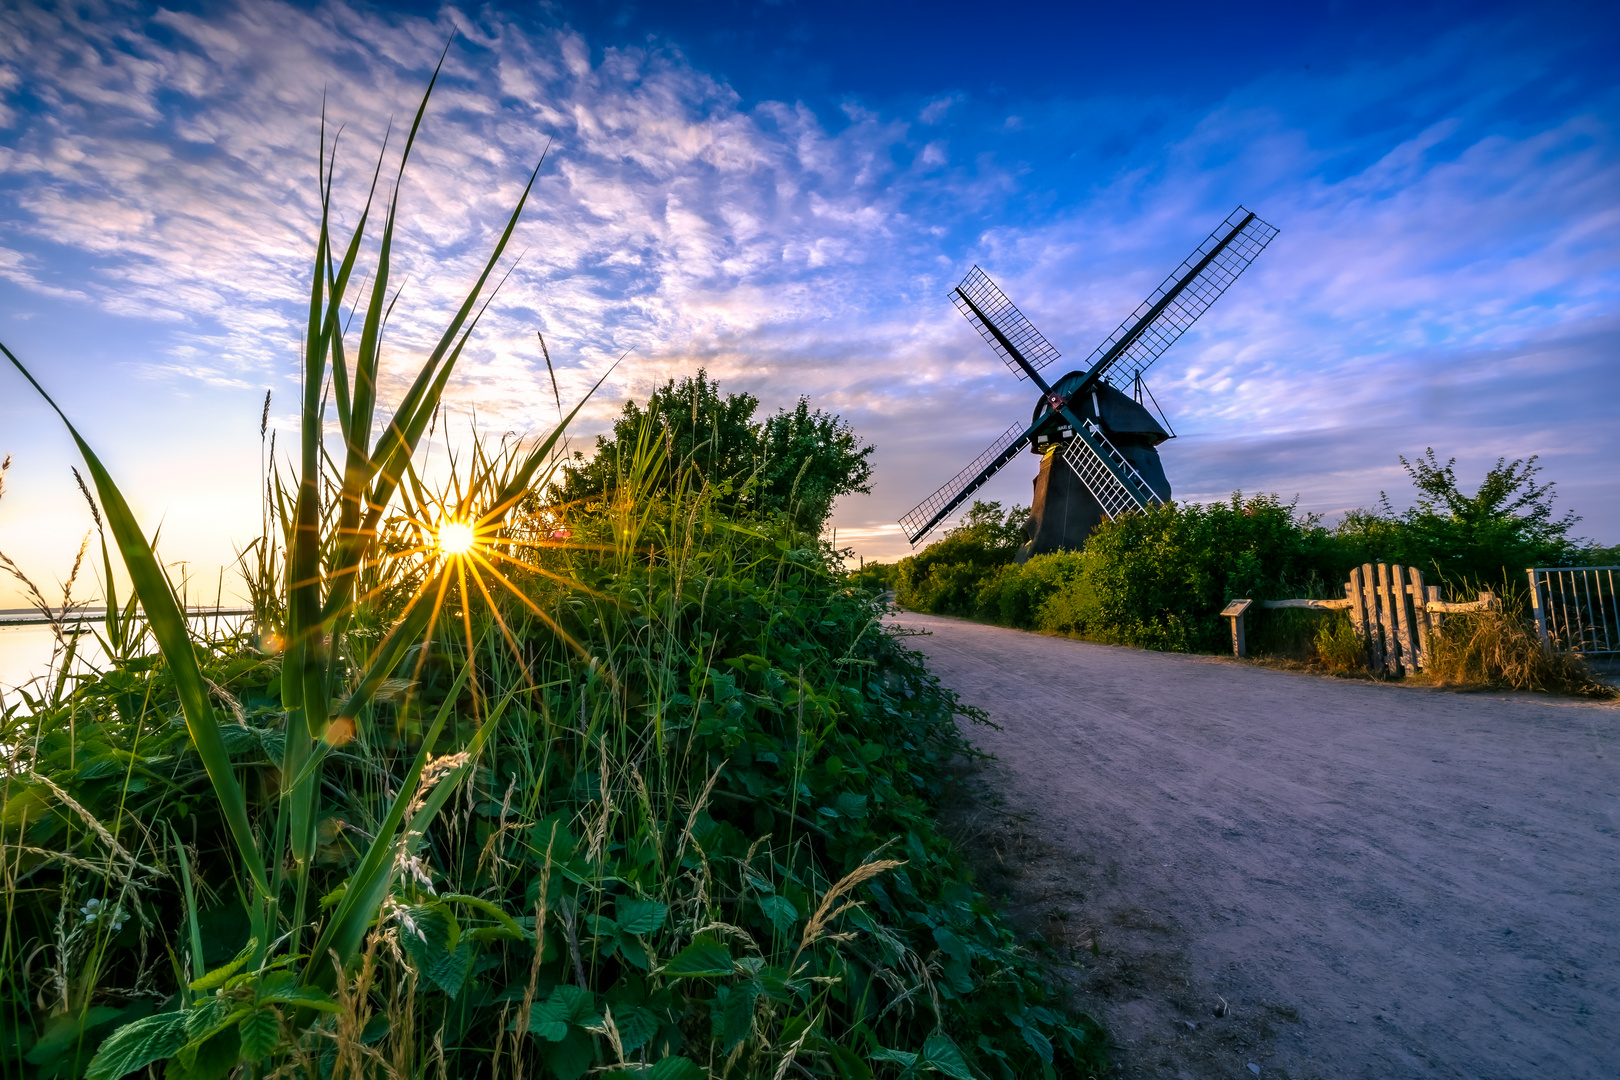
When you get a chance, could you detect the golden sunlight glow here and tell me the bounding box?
[438,520,477,556]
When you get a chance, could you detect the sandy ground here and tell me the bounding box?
[894,613,1620,1080]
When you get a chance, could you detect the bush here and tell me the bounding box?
[551,370,875,529]
[1018,495,1340,651]
[844,559,897,592]
[1332,449,1595,583]
[895,502,1027,615]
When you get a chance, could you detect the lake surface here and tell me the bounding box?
[0,624,67,698]
[0,612,250,708]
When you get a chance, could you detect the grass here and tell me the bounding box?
[0,60,1107,1080]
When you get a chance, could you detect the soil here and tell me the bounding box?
[896,612,1620,1080]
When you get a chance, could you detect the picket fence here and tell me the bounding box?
[1224,562,1497,674]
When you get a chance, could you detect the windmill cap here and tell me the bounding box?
[1031,375,1171,444]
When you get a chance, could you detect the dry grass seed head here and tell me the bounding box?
[794,859,903,965]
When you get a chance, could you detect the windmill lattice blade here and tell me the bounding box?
[1060,421,1162,519]
[1085,207,1278,392]
[899,423,1029,544]
[953,266,1061,381]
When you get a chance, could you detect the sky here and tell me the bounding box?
[0,0,1617,610]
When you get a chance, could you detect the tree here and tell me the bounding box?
[550,370,873,528]
[1334,449,1586,584]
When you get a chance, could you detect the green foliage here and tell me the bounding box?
[1333,449,1591,583]
[551,370,875,529]
[1029,494,1338,651]
[897,453,1613,670]
[895,502,1029,615]
[902,494,1338,653]
[0,470,1109,1079]
[844,560,897,593]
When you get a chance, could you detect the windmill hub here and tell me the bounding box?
[899,205,1278,556]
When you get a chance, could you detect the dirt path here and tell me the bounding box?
[895,613,1620,1080]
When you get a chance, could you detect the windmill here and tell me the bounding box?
[899,206,1278,559]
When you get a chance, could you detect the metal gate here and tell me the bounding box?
[1528,566,1620,656]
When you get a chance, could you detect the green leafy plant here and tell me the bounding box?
[552,369,875,528]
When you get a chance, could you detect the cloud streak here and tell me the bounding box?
[0,0,1614,605]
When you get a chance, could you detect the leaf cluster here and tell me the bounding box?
[550,371,875,530]
[1332,449,1595,585]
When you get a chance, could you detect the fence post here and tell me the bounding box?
[1408,566,1429,669]
[1391,563,1417,675]
[1376,562,1399,674]
[1527,569,1551,654]
[1361,563,1384,670]
[1347,567,1368,665]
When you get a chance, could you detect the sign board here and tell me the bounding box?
[1220,599,1253,618]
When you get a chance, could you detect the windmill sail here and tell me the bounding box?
[953,267,1062,381]
[899,422,1030,544]
[1060,420,1163,519]
[1082,207,1278,392]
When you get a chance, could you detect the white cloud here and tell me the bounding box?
[0,0,1615,592]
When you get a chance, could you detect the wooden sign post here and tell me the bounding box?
[1221,598,1253,657]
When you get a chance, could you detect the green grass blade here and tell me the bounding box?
[361,147,549,528]
[1,341,269,898]
[303,666,514,984]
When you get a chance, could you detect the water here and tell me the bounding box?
[0,624,67,697]
[0,612,251,708]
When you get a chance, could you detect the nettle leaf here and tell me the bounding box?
[527,984,599,1042]
[183,997,244,1043]
[869,1047,918,1069]
[547,1025,594,1080]
[85,1012,186,1080]
[615,897,668,935]
[921,1031,975,1080]
[662,935,734,977]
[759,895,798,933]
[399,907,477,998]
[612,1005,659,1053]
[717,982,760,1053]
[835,791,868,818]
[236,1007,280,1063]
[646,1057,705,1080]
[1019,1023,1054,1064]
[189,938,257,992]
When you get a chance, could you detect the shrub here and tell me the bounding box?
[551,370,874,529]
[1032,494,1342,652]
[895,502,1027,615]
[844,559,897,592]
[1332,449,1592,583]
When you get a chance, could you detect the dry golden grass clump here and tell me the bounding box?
[1425,610,1615,698]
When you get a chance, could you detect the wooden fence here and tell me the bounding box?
[1225,562,1497,674]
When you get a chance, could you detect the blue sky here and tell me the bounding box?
[0,0,1616,608]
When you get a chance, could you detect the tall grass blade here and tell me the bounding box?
[0,341,269,898]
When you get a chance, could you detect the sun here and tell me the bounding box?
[438,520,477,556]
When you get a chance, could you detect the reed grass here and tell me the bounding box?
[0,56,1105,1080]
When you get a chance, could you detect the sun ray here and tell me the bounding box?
[466,548,593,662]
[463,556,539,692]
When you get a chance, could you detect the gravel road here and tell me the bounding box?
[895,612,1620,1080]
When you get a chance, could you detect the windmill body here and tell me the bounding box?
[1018,377,1171,561]
[899,206,1278,554]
